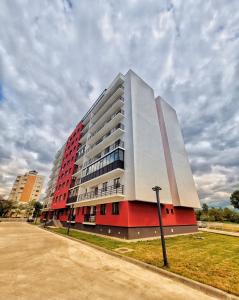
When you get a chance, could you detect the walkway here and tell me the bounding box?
[0,222,219,300]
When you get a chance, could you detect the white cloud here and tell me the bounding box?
[0,0,239,207]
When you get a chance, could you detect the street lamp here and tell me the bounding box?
[152,186,169,267]
[67,205,74,235]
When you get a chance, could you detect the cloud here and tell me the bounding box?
[0,0,238,207]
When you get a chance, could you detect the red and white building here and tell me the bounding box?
[42,70,200,239]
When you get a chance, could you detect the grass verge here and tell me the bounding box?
[207,222,239,233]
[48,227,239,296]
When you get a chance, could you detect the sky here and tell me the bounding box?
[0,0,239,207]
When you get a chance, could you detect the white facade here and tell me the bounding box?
[43,145,65,209]
[68,70,200,209]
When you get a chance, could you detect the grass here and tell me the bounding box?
[48,227,239,296]
[207,222,239,233]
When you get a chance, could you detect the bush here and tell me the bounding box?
[196,206,239,224]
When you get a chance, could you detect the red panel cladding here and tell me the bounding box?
[96,202,129,226]
[58,209,69,222]
[127,201,196,227]
[72,201,196,227]
[75,207,84,223]
[174,206,197,225]
[51,122,84,210]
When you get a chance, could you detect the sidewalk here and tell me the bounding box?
[199,228,239,237]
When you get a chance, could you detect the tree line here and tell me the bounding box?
[0,195,43,219]
[196,189,239,223]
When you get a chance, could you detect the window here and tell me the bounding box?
[104,146,110,155]
[82,207,84,214]
[171,209,174,214]
[112,202,119,215]
[100,204,106,215]
[113,178,120,189]
[102,182,107,192]
[166,208,169,214]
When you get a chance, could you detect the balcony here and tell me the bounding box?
[81,148,124,183]
[91,87,124,125]
[89,97,124,135]
[83,214,96,225]
[85,127,124,160]
[75,147,85,166]
[79,131,87,144]
[87,110,124,146]
[79,184,124,201]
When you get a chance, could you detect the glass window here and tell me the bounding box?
[114,149,119,160]
[110,153,114,163]
[100,204,106,215]
[112,202,119,215]
[102,182,107,192]
[119,149,124,161]
[114,178,120,189]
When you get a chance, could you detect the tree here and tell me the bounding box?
[195,209,202,220]
[0,199,18,217]
[33,201,43,222]
[25,200,36,218]
[208,208,223,222]
[202,203,209,213]
[230,190,239,209]
[223,207,233,221]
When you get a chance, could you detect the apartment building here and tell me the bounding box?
[42,145,65,210]
[42,70,200,239]
[8,170,44,203]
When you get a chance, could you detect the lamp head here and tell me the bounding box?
[152,186,162,192]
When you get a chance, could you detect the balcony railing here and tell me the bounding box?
[78,184,124,202]
[88,106,124,141]
[81,159,124,184]
[86,123,124,155]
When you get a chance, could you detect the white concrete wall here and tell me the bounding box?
[159,97,201,208]
[124,70,172,203]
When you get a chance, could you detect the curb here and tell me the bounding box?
[39,226,239,300]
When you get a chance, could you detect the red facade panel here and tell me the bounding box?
[96,202,129,227]
[51,122,83,210]
[127,201,196,227]
[72,201,196,228]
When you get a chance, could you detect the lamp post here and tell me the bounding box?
[44,212,47,228]
[152,186,168,267]
[67,205,73,235]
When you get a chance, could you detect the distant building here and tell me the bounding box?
[42,145,65,210]
[42,70,200,239]
[8,170,44,203]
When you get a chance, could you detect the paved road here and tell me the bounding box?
[0,222,217,300]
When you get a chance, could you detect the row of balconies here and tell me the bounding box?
[79,88,124,145]
[87,107,124,145]
[85,124,124,158]
[75,140,124,176]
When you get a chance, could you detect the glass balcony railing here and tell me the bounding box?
[81,148,124,183]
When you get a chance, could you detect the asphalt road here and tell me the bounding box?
[0,222,218,300]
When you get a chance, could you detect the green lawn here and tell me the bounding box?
[48,227,239,296]
[207,222,239,233]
